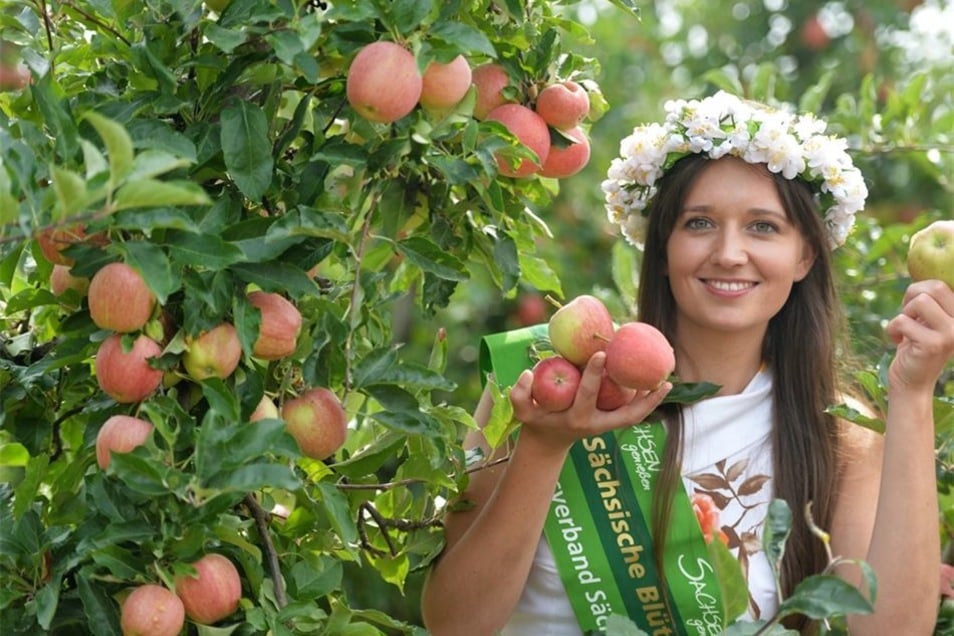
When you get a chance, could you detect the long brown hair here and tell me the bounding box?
[636,154,842,630]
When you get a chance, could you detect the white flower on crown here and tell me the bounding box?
[602,91,868,249]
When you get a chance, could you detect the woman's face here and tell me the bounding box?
[665,157,816,340]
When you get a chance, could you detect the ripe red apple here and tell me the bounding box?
[420,54,472,112]
[596,372,636,411]
[281,387,348,460]
[120,584,185,636]
[174,553,242,625]
[539,125,591,179]
[36,224,88,266]
[95,414,154,470]
[88,262,157,333]
[800,15,831,51]
[486,103,551,178]
[50,264,89,297]
[604,321,676,391]
[95,334,164,403]
[250,395,280,422]
[548,295,615,366]
[182,323,242,380]
[346,41,422,124]
[907,219,954,289]
[534,80,590,130]
[531,356,582,412]
[515,291,548,326]
[248,291,302,360]
[471,63,511,120]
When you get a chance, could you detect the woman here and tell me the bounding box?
[421,92,954,634]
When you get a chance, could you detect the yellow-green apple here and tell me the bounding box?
[96,414,154,470]
[174,553,242,625]
[471,63,512,120]
[346,41,422,124]
[534,80,590,130]
[120,584,185,636]
[530,356,582,412]
[182,323,242,380]
[604,321,675,391]
[486,104,551,178]
[596,372,636,411]
[50,264,89,297]
[907,219,954,289]
[539,125,591,179]
[95,334,164,403]
[248,291,302,360]
[281,387,348,460]
[420,54,472,112]
[36,224,89,266]
[88,262,157,333]
[547,294,615,366]
[250,395,280,422]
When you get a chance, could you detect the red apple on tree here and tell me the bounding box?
[604,321,675,391]
[88,262,157,333]
[36,223,89,266]
[420,54,472,112]
[530,356,582,412]
[486,103,551,178]
[95,334,164,403]
[346,41,422,124]
[471,63,512,120]
[95,414,154,470]
[174,553,242,625]
[547,294,615,366]
[907,219,954,289]
[250,395,280,422]
[534,80,590,130]
[248,291,302,360]
[182,322,242,380]
[50,264,89,297]
[515,291,548,326]
[120,584,185,636]
[281,387,348,460]
[539,125,591,179]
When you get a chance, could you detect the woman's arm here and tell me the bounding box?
[832,279,954,634]
[420,353,671,636]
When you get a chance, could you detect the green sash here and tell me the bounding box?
[480,325,725,636]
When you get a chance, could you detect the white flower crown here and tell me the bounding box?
[601,90,868,250]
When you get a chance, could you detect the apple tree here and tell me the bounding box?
[0,0,630,633]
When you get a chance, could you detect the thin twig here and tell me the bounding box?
[243,494,287,608]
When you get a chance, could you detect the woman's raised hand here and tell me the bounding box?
[885,279,954,393]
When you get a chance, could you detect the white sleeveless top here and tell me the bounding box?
[501,370,778,635]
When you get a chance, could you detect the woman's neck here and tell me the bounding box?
[672,327,766,396]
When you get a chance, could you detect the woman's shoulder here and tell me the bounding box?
[834,394,885,468]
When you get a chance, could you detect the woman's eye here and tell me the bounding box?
[752,221,778,233]
[685,217,712,230]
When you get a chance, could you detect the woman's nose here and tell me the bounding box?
[710,230,748,267]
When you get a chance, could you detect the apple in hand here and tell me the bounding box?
[548,294,615,366]
[531,356,582,412]
[486,103,551,178]
[604,321,675,391]
[183,323,242,380]
[907,219,954,289]
[95,334,164,403]
[248,291,302,360]
[539,125,591,179]
[96,414,154,470]
[120,584,185,636]
[281,387,348,460]
[346,41,422,124]
[534,80,590,130]
[88,262,157,333]
[174,553,242,625]
[596,372,636,411]
[471,63,511,120]
[420,54,472,112]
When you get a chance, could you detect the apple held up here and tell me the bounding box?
[486,103,551,178]
[120,584,185,636]
[547,294,615,367]
[596,372,636,411]
[95,414,154,470]
[907,219,954,289]
[182,322,242,380]
[88,262,157,333]
[603,321,675,391]
[346,40,422,124]
[420,54,472,113]
[174,553,242,625]
[531,356,582,412]
[95,334,164,403]
[248,291,302,360]
[281,387,348,460]
[534,80,590,130]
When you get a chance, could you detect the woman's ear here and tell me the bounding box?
[794,242,816,282]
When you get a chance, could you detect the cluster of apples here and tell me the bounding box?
[35,224,350,470]
[344,41,592,179]
[530,295,676,412]
[120,553,242,636]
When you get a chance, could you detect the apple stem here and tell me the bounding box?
[544,294,564,310]
[593,333,611,342]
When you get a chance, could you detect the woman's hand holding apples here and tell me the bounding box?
[885,278,954,395]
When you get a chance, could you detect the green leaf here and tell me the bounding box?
[206,462,300,493]
[83,111,134,185]
[13,453,49,521]
[396,236,468,282]
[430,21,497,57]
[778,574,874,620]
[316,481,358,547]
[663,381,721,405]
[370,409,442,435]
[0,443,29,467]
[706,538,749,625]
[166,230,245,270]
[763,499,793,577]
[221,102,274,201]
[76,573,122,636]
[112,179,211,211]
[50,166,91,220]
[119,241,178,304]
[230,261,319,298]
